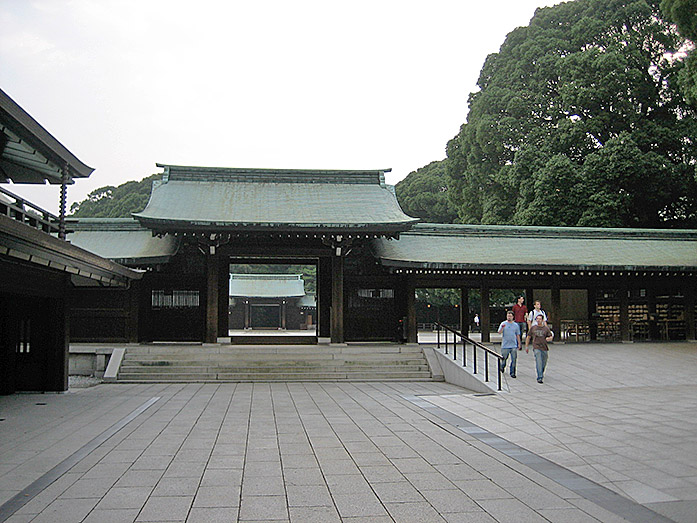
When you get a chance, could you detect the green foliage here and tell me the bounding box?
[661,0,697,105]
[395,160,459,223]
[415,288,521,309]
[69,174,159,217]
[447,0,697,228]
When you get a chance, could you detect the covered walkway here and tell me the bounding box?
[1,341,695,522]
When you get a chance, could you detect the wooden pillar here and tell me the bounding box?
[526,288,534,309]
[647,287,658,340]
[480,283,490,343]
[685,285,696,341]
[126,280,140,343]
[550,284,561,333]
[460,287,469,337]
[318,257,331,339]
[330,255,344,343]
[46,284,69,392]
[405,277,417,343]
[205,250,219,343]
[619,282,630,342]
[587,286,598,340]
[218,263,229,337]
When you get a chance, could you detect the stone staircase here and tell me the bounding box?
[117,343,434,382]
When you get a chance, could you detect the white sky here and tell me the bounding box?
[1,0,561,214]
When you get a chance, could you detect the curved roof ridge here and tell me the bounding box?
[156,164,391,185]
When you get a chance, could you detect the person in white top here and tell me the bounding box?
[527,300,548,329]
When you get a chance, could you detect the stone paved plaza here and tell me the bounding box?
[0,341,695,522]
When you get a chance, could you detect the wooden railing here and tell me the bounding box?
[0,186,59,234]
[435,322,504,391]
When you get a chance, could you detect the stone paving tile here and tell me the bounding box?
[420,488,481,513]
[286,484,333,507]
[31,497,100,523]
[332,492,389,518]
[238,494,288,520]
[288,504,341,522]
[383,500,447,522]
[370,480,425,503]
[83,508,143,523]
[1,342,694,522]
[192,485,240,508]
[136,495,193,521]
[186,506,239,523]
[95,486,152,510]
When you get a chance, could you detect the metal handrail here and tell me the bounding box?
[435,321,504,391]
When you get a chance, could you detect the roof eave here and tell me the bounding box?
[132,216,418,235]
[377,258,697,273]
[0,215,142,286]
[0,88,94,182]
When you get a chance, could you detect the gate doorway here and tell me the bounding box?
[227,260,318,343]
[250,304,281,329]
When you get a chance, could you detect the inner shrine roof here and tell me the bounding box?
[372,224,697,273]
[229,274,305,298]
[132,164,418,233]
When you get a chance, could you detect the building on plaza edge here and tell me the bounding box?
[67,164,697,346]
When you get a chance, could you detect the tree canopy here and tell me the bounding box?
[446,0,697,228]
[69,174,158,217]
[661,0,697,105]
[395,160,458,223]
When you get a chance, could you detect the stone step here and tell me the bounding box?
[123,345,424,356]
[119,364,431,374]
[116,344,433,383]
[117,371,433,382]
[117,377,434,383]
[122,355,427,365]
[229,335,317,345]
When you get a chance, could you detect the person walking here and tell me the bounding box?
[498,310,521,378]
[527,300,548,329]
[473,314,480,332]
[525,314,554,383]
[512,296,528,339]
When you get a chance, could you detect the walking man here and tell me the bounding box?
[526,314,554,383]
[498,311,521,378]
[527,300,548,329]
[512,296,528,339]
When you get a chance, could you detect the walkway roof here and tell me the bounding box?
[133,164,418,234]
[372,224,697,273]
[229,274,305,298]
[0,88,94,184]
[67,218,180,266]
[0,215,141,286]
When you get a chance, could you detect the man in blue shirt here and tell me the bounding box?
[498,310,521,378]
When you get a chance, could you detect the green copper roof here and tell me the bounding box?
[0,215,140,286]
[372,224,697,272]
[67,218,179,266]
[133,164,418,233]
[229,274,305,298]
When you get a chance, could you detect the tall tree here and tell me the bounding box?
[70,174,158,217]
[661,0,697,105]
[395,160,458,223]
[447,0,697,228]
